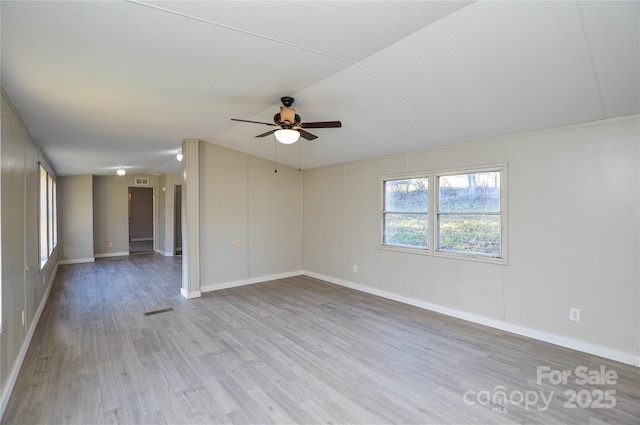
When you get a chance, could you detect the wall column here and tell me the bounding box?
[181,138,201,298]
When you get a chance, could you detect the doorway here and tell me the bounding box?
[129,186,154,254]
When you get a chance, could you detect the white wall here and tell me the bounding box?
[157,173,181,256]
[58,175,94,263]
[93,175,129,256]
[199,142,303,289]
[248,156,303,277]
[505,118,638,352]
[1,92,58,417]
[303,116,639,363]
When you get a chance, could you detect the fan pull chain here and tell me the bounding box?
[274,141,278,173]
[298,141,302,172]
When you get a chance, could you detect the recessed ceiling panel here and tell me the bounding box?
[360,1,607,142]
[2,1,350,99]
[578,1,640,118]
[146,1,473,62]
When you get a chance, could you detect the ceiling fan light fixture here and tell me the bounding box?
[231,96,341,143]
[176,151,183,162]
[117,167,126,176]
[274,129,300,144]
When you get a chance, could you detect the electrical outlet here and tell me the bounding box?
[236,240,241,248]
[108,241,113,248]
[353,265,358,273]
[569,307,581,322]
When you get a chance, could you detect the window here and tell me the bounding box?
[437,171,501,257]
[39,164,57,268]
[382,177,429,249]
[52,179,57,249]
[39,165,48,268]
[47,174,54,256]
[381,166,505,263]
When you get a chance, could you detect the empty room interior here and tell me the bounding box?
[1,1,639,424]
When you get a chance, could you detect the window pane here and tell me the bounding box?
[438,214,500,256]
[385,178,428,212]
[384,213,428,248]
[40,166,48,267]
[52,180,57,249]
[439,172,500,212]
[48,174,54,256]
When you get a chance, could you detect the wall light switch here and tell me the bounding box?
[353,265,358,273]
[236,240,241,248]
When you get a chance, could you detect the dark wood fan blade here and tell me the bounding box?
[256,130,276,138]
[299,121,342,129]
[298,129,318,140]
[231,118,276,126]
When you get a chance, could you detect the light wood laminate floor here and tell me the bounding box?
[3,254,639,424]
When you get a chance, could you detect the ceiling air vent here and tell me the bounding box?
[135,177,149,185]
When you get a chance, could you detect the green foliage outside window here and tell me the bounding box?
[438,215,500,256]
[383,178,429,249]
[384,213,428,248]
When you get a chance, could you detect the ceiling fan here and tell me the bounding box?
[231,96,342,144]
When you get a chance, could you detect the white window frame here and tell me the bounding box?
[47,173,54,256]
[380,164,507,265]
[39,163,57,269]
[52,179,57,250]
[39,165,48,269]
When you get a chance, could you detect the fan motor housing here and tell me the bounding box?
[274,113,301,126]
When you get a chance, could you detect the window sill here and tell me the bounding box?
[379,244,507,265]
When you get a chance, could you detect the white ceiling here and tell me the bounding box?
[1,1,638,176]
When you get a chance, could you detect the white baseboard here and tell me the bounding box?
[200,270,304,293]
[180,288,201,299]
[49,262,58,287]
[155,250,173,257]
[94,252,129,258]
[58,257,95,265]
[303,271,640,368]
[1,262,57,419]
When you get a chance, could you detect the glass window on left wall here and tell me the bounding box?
[40,164,57,269]
[382,177,429,249]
